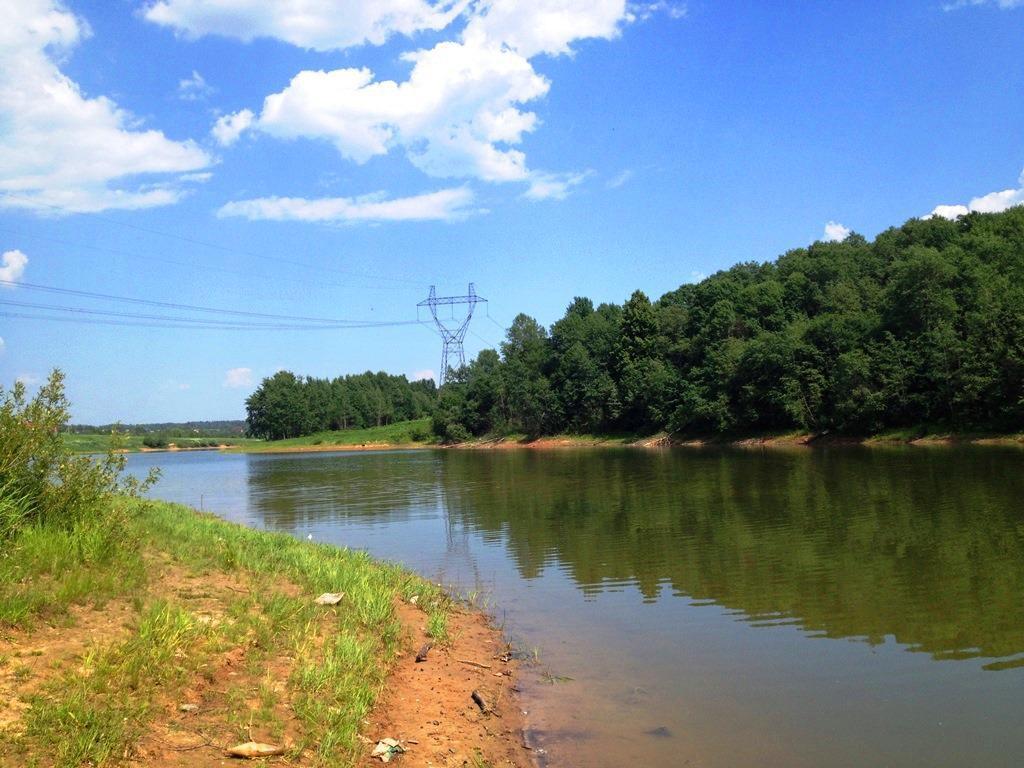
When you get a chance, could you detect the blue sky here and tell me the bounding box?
[1,0,1022,423]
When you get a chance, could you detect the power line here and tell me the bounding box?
[0,311,421,332]
[0,298,420,329]
[0,279,406,325]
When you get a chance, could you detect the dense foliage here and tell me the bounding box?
[435,208,1024,440]
[245,370,437,440]
[0,370,157,540]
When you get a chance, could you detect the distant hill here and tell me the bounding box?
[66,420,248,437]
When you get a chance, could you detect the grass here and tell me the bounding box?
[239,418,436,452]
[426,609,450,645]
[62,433,260,454]
[0,497,452,767]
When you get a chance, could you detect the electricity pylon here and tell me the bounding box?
[417,283,487,386]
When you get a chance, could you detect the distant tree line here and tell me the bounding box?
[66,420,247,436]
[245,371,436,440]
[434,208,1024,440]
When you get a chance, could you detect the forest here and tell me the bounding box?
[244,209,1023,442]
[245,371,436,440]
[433,208,1024,440]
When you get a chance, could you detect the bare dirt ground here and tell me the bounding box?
[0,561,530,767]
[364,602,531,768]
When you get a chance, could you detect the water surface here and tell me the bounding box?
[131,446,1024,767]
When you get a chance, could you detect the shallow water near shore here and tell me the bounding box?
[131,446,1024,767]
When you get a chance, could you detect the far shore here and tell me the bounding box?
[69,426,1024,456]
[228,431,1024,455]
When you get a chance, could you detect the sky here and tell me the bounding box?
[1,0,1023,423]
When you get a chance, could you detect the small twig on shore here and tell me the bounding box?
[416,641,433,662]
[458,658,492,669]
[471,689,492,713]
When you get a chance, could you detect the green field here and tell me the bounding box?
[62,433,262,453]
[239,418,435,451]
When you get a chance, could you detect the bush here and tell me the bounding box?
[443,423,471,444]
[0,370,158,540]
[142,434,169,449]
[408,424,431,442]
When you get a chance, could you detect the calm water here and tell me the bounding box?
[129,446,1024,767]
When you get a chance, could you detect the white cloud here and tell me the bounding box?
[0,0,212,214]
[144,0,470,52]
[211,109,255,146]
[177,69,213,101]
[606,169,633,189]
[223,367,254,388]
[464,0,629,58]
[411,369,436,381]
[823,221,851,242]
[0,249,28,285]
[184,1,636,201]
[217,187,476,223]
[928,168,1024,219]
[16,374,41,388]
[247,43,549,183]
[943,0,1023,10]
[524,170,591,200]
[629,2,688,21]
[686,270,706,284]
[0,337,5,354]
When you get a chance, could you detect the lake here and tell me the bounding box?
[129,446,1024,767]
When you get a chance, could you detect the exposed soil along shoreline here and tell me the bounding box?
[365,602,533,768]
[231,431,1024,454]
[0,500,533,767]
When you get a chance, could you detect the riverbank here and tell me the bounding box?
[66,422,1024,456]
[239,429,1024,454]
[0,499,529,767]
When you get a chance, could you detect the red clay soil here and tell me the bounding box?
[364,601,533,768]
[1,562,533,768]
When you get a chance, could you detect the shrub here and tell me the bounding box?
[408,424,431,442]
[0,370,158,540]
[142,434,169,449]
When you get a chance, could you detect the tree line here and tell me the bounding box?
[245,371,436,440]
[434,208,1024,440]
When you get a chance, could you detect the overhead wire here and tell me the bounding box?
[0,279,406,325]
[0,311,420,331]
[0,298,420,329]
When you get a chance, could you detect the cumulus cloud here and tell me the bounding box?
[0,337,5,354]
[0,0,212,214]
[823,221,851,242]
[244,43,550,183]
[0,250,28,285]
[929,169,1024,219]
[217,187,476,223]
[174,1,633,204]
[212,109,255,146]
[177,69,213,101]
[411,369,436,381]
[144,0,470,51]
[463,0,628,58]
[223,367,254,388]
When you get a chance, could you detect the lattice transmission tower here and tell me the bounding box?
[417,284,487,385]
